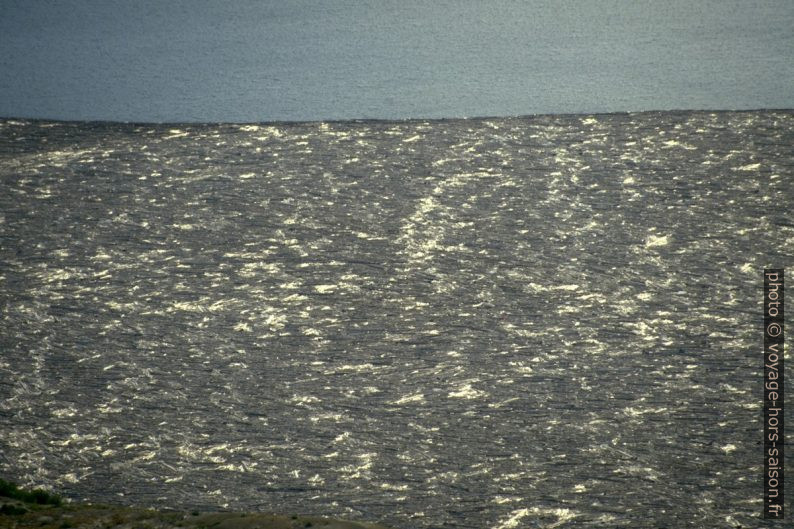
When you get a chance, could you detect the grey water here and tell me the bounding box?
[1,0,793,123]
[2,1,794,528]
[1,111,793,528]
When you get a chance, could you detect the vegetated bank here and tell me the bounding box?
[0,479,393,529]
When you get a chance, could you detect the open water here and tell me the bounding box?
[1,111,792,527]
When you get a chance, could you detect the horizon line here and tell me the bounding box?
[2,107,793,127]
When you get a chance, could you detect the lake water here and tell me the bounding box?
[1,111,792,528]
[1,0,793,122]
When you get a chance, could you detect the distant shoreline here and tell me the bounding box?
[2,107,793,127]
